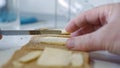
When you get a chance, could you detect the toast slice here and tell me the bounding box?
[2,34,90,68]
[2,47,90,68]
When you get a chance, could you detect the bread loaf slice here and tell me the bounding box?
[2,48,90,68]
[2,34,90,68]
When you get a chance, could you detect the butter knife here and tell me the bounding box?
[0,30,61,35]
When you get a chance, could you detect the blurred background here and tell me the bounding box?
[0,0,120,30]
[19,0,120,29]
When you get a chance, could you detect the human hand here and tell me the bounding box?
[65,3,120,55]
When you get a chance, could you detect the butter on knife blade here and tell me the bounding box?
[0,30,61,35]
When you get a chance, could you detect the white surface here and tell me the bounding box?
[0,36,31,49]
[0,47,20,67]
[93,60,120,68]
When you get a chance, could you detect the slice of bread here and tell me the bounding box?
[2,34,90,68]
[2,48,90,68]
[21,36,70,50]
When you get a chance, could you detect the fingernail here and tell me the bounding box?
[66,38,75,49]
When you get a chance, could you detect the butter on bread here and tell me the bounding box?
[18,51,42,63]
[12,51,42,68]
[37,47,72,68]
[71,52,84,67]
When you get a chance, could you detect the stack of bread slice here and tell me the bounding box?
[2,29,91,68]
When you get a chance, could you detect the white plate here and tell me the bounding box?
[0,35,31,67]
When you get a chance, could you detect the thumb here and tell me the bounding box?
[66,32,105,51]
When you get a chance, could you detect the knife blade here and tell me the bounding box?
[0,30,61,35]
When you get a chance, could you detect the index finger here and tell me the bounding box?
[65,7,102,33]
